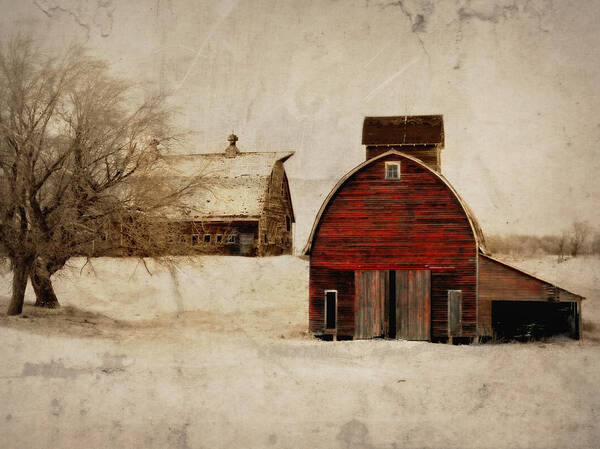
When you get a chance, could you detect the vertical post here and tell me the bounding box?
[257,220,263,257]
[578,301,583,342]
[448,290,463,339]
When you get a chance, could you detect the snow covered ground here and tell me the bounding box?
[0,255,598,449]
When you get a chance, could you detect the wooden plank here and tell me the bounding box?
[366,271,372,337]
[384,271,390,338]
[369,271,375,338]
[355,271,363,339]
[478,299,493,336]
[376,271,385,336]
[414,270,431,340]
[396,270,408,339]
[578,302,582,341]
[423,270,431,341]
[408,271,416,338]
[371,271,377,336]
[448,290,462,337]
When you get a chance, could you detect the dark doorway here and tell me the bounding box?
[492,301,578,341]
[387,270,397,338]
[325,290,337,329]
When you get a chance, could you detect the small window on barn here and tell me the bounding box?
[285,215,291,232]
[227,234,238,244]
[325,290,337,330]
[204,234,211,243]
[216,234,223,243]
[385,161,400,180]
[192,234,199,245]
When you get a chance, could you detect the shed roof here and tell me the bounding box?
[362,115,444,147]
[479,254,585,301]
[158,151,294,220]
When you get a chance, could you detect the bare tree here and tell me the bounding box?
[591,231,600,256]
[0,36,197,315]
[557,231,569,263]
[570,221,591,257]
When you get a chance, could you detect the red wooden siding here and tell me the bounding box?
[478,254,580,303]
[308,153,478,338]
[309,266,355,336]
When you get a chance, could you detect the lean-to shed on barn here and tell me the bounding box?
[304,116,583,342]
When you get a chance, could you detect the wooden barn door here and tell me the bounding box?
[447,290,462,337]
[354,270,386,339]
[396,270,431,341]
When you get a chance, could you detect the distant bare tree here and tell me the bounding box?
[557,231,569,263]
[0,36,198,315]
[591,231,600,256]
[570,221,591,257]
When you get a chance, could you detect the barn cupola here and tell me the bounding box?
[362,115,444,172]
[224,133,240,157]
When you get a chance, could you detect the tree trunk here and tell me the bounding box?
[32,269,59,308]
[7,258,33,316]
[32,258,63,308]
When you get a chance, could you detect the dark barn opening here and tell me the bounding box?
[492,301,578,341]
[387,270,397,338]
[325,291,337,329]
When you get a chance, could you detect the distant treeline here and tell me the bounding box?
[486,221,600,260]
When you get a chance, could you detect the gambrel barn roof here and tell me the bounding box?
[160,151,294,221]
[302,150,487,255]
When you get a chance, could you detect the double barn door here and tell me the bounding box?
[355,270,431,340]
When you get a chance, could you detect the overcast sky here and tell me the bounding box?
[2,0,599,240]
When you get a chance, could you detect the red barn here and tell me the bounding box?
[303,116,583,342]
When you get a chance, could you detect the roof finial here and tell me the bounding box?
[225,133,240,157]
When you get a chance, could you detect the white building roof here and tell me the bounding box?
[158,151,293,220]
